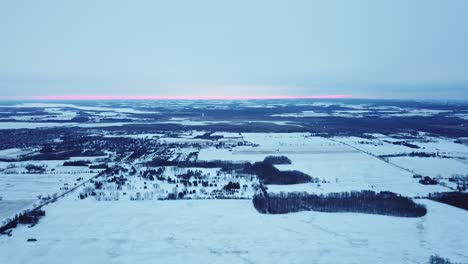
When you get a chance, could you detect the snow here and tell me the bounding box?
[198,148,255,162]
[0,120,294,130]
[68,156,109,162]
[335,134,468,157]
[273,152,448,197]
[0,108,79,122]
[103,133,164,139]
[0,198,466,264]
[0,122,78,129]
[0,173,96,201]
[271,106,452,118]
[330,134,468,190]
[0,117,466,263]
[101,166,256,201]
[211,132,242,138]
[0,200,34,223]
[158,119,294,126]
[333,136,411,156]
[381,109,451,117]
[0,148,35,159]
[1,103,158,114]
[199,133,450,196]
[158,137,211,144]
[0,157,101,224]
[272,110,366,118]
[389,157,468,178]
[0,122,148,129]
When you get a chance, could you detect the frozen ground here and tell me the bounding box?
[0,114,467,264]
[0,198,466,264]
[0,200,34,223]
[0,122,142,129]
[0,171,98,223]
[0,172,96,200]
[0,102,158,114]
[334,134,468,157]
[389,157,468,178]
[0,158,101,224]
[332,134,468,190]
[271,104,453,119]
[0,148,36,160]
[199,133,449,196]
[273,151,448,197]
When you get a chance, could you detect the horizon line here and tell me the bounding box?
[0,94,354,101]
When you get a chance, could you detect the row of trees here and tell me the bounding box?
[148,155,315,185]
[252,190,427,217]
[63,160,90,166]
[419,176,438,185]
[429,255,457,264]
[379,152,439,159]
[223,181,241,190]
[263,155,292,165]
[427,192,468,210]
[390,141,420,149]
[241,159,315,185]
[25,164,46,173]
[0,210,46,233]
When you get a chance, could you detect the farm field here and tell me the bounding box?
[0,198,467,264]
[0,100,467,264]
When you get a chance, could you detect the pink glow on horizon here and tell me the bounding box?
[28,94,353,101]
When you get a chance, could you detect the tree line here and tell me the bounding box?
[0,209,46,234]
[252,190,427,217]
[147,155,316,185]
[427,192,468,210]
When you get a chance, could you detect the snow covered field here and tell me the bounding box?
[199,133,357,162]
[199,133,449,196]
[0,148,36,160]
[0,122,143,129]
[332,134,468,191]
[0,171,98,224]
[335,134,468,157]
[273,152,448,197]
[0,172,96,200]
[389,157,468,178]
[0,200,34,224]
[0,198,466,264]
[0,158,102,224]
[0,114,467,263]
[271,104,454,119]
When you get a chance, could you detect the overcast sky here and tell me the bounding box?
[1,0,468,99]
